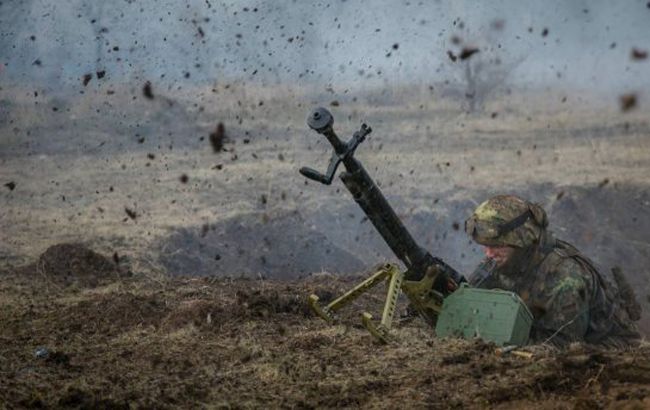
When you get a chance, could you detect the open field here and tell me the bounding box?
[1,83,650,407]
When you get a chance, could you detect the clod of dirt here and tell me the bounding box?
[459,47,480,60]
[124,207,137,220]
[631,48,648,61]
[209,122,226,153]
[96,70,106,79]
[4,181,16,191]
[82,73,92,86]
[37,243,119,287]
[620,93,637,112]
[330,100,340,107]
[142,81,154,100]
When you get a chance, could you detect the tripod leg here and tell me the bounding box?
[308,264,393,323]
[361,264,403,343]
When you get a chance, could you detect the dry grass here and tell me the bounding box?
[2,268,649,408]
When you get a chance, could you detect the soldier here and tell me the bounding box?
[465,194,641,347]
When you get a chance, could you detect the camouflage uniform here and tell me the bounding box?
[465,195,640,347]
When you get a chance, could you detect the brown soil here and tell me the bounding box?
[1,261,649,409]
[36,243,121,288]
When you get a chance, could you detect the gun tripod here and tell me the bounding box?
[299,107,464,343]
[309,263,449,343]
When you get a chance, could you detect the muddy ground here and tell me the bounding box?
[1,251,650,409]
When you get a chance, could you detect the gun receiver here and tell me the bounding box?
[300,107,465,296]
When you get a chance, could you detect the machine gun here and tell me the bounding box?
[300,107,467,343]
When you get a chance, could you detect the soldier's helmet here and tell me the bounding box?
[465,195,548,248]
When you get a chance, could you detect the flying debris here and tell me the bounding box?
[459,47,480,60]
[209,123,226,153]
[143,81,154,99]
[124,207,137,220]
[619,93,637,112]
[631,48,648,61]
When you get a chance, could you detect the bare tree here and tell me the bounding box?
[462,53,525,112]
[446,19,526,113]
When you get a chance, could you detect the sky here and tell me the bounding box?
[0,0,649,93]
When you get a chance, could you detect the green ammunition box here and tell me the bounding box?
[435,284,533,346]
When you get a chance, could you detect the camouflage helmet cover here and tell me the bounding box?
[465,195,548,248]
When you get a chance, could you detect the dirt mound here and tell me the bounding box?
[2,271,650,408]
[37,243,119,287]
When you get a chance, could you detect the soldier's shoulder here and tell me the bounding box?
[539,245,591,280]
[533,254,590,303]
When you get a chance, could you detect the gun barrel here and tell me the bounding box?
[339,162,426,270]
[339,158,463,290]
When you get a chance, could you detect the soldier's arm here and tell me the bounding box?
[530,258,592,347]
